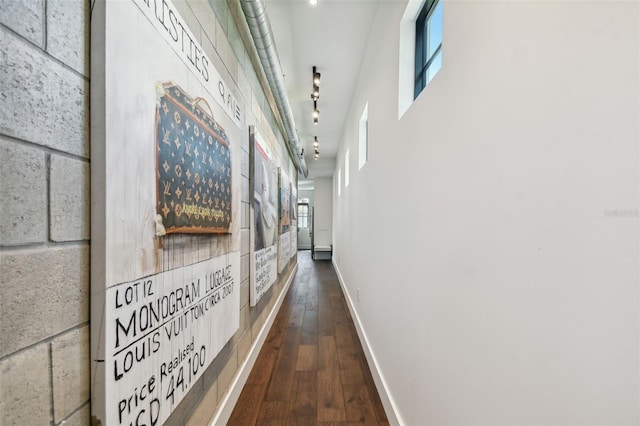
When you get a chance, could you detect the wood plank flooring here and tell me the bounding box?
[228,251,389,426]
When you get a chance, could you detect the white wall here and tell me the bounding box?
[333,1,639,424]
[314,177,333,247]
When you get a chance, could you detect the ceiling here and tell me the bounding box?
[265,0,380,186]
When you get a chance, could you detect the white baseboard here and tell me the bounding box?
[332,260,403,426]
[210,263,298,426]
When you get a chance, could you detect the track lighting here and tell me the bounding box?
[311,66,321,125]
[311,66,320,100]
[312,100,319,124]
[311,136,319,160]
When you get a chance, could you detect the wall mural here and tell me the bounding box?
[91,0,242,424]
[250,127,279,305]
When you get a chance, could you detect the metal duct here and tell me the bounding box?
[241,0,309,178]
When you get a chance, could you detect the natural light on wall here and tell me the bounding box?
[358,103,368,170]
[345,150,350,187]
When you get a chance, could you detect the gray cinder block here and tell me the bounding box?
[209,0,229,35]
[241,147,249,178]
[237,328,251,365]
[240,253,249,282]
[49,154,90,242]
[187,0,218,42]
[227,15,245,71]
[0,245,89,357]
[241,201,249,229]
[215,16,238,80]
[51,326,90,422]
[240,278,249,307]
[0,28,89,158]
[172,0,202,46]
[241,175,250,203]
[46,0,89,76]
[236,69,251,105]
[0,0,44,47]
[240,228,249,255]
[0,343,51,426]
[185,380,218,426]
[0,138,47,245]
[217,346,238,396]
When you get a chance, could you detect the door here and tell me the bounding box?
[297,202,312,250]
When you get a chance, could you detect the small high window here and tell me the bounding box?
[415,0,442,98]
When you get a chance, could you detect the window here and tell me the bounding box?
[345,150,350,187]
[298,203,309,228]
[414,0,442,98]
[358,103,368,170]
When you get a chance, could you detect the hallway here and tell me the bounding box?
[228,252,389,425]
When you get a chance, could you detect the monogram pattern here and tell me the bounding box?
[156,83,232,233]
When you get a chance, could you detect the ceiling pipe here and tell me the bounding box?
[240,0,309,178]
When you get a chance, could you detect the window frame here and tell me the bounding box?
[297,202,309,229]
[414,0,442,99]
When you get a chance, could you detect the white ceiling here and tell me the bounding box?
[265,0,380,185]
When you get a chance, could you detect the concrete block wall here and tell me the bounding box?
[0,0,91,425]
[163,0,299,424]
[1,0,296,423]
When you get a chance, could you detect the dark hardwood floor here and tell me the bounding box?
[228,251,389,425]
